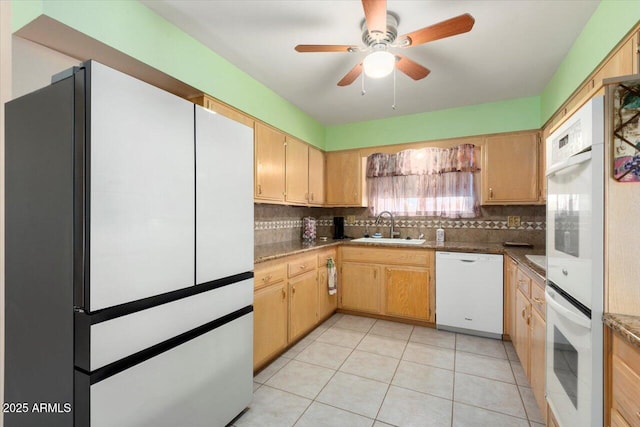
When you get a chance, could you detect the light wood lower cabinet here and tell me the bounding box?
[317,248,338,320]
[607,330,640,427]
[288,270,318,342]
[504,255,518,339]
[508,256,547,419]
[340,262,382,314]
[253,247,338,370]
[253,281,287,369]
[385,266,431,321]
[530,308,546,415]
[339,247,434,322]
[513,287,531,373]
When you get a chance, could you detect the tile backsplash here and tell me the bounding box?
[255,204,545,246]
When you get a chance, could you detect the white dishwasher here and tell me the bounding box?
[435,251,503,339]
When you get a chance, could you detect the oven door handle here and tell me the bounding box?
[546,150,591,177]
[545,288,591,329]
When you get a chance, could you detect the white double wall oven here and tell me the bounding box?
[545,96,604,427]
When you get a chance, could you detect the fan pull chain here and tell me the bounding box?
[361,72,366,96]
[392,65,397,110]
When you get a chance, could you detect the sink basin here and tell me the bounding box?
[350,237,426,245]
[525,254,546,270]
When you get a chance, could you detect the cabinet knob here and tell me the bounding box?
[526,315,531,326]
[292,286,296,294]
[281,289,286,299]
[310,193,314,201]
[489,188,493,199]
[521,307,526,319]
[533,297,544,303]
[300,265,306,269]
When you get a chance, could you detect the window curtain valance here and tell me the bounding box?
[365,144,480,218]
[366,144,479,177]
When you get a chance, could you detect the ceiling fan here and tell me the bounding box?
[295,0,475,86]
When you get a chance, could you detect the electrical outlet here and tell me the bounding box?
[346,215,356,225]
[507,216,521,228]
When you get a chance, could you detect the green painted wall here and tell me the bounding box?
[11,0,326,148]
[11,0,640,152]
[540,0,640,123]
[325,96,541,151]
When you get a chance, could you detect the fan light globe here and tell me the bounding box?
[363,51,395,78]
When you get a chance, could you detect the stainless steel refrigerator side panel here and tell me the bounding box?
[5,76,76,427]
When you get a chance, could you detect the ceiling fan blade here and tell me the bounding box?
[362,0,387,37]
[337,62,363,86]
[395,54,430,80]
[399,13,475,47]
[295,44,359,53]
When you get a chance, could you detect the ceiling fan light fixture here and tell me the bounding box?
[363,51,395,78]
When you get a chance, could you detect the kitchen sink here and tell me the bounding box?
[525,254,546,270]
[350,237,426,245]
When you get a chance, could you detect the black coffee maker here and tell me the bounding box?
[333,217,345,239]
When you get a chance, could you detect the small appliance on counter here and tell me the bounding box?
[302,217,317,241]
[333,216,345,239]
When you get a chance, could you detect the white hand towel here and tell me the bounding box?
[327,257,337,295]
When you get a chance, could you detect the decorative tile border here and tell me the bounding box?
[255,218,545,231]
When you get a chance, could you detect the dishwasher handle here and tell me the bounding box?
[459,259,477,263]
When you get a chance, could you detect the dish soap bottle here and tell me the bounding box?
[436,227,445,243]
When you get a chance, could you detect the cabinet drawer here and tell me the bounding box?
[531,282,545,318]
[612,348,640,427]
[516,268,531,298]
[254,262,286,290]
[288,254,317,278]
[317,248,337,268]
[341,246,432,266]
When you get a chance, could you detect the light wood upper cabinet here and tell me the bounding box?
[385,266,432,322]
[308,146,325,205]
[481,131,540,205]
[254,122,286,202]
[325,150,367,207]
[285,136,309,204]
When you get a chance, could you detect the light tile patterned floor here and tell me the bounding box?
[233,314,544,427]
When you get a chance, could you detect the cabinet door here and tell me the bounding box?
[285,137,309,204]
[195,106,254,284]
[254,122,285,202]
[384,266,431,321]
[481,132,539,205]
[308,146,325,205]
[317,266,337,321]
[253,283,288,369]
[325,150,364,206]
[340,262,382,313]
[89,61,194,311]
[530,308,547,419]
[504,256,518,338]
[514,288,531,376]
[289,271,318,342]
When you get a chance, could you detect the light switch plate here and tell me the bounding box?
[346,215,356,225]
[507,216,521,228]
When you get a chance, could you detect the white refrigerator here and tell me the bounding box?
[5,61,254,427]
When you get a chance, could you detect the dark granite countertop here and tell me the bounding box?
[255,238,546,281]
[255,239,343,263]
[603,313,640,350]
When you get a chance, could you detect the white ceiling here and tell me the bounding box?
[142,0,600,126]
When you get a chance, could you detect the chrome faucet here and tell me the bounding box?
[375,211,399,238]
